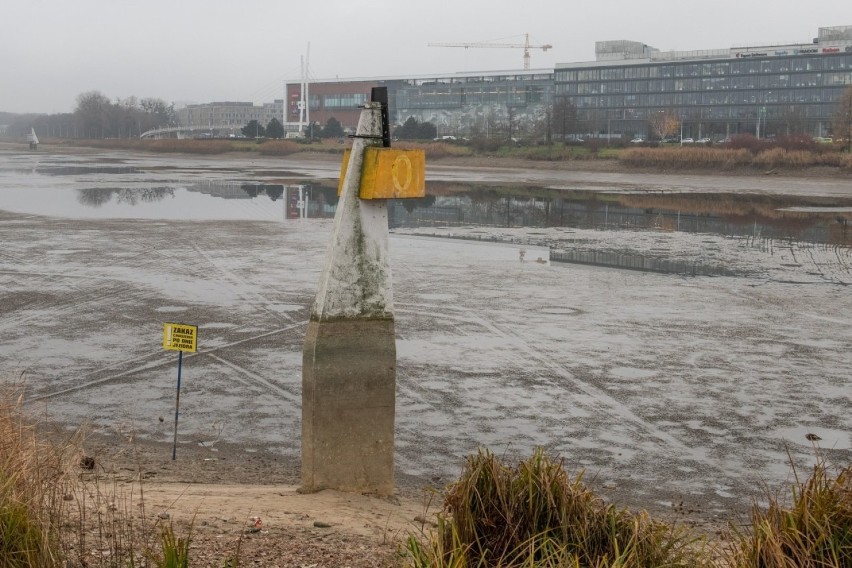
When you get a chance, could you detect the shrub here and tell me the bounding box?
[725,461,852,568]
[406,448,707,567]
[469,136,502,153]
[775,134,820,152]
[724,133,773,154]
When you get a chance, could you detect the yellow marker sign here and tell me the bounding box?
[338,148,425,199]
[163,322,198,353]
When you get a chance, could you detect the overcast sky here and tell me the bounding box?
[2,0,850,114]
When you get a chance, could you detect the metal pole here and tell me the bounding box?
[172,350,183,460]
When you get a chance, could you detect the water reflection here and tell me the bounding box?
[386,188,852,247]
[77,188,175,207]
[62,182,852,246]
[39,165,142,176]
[5,167,852,246]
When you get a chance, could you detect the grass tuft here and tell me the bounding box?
[0,388,74,567]
[146,519,194,568]
[406,448,708,567]
[725,459,852,568]
[0,387,212,567]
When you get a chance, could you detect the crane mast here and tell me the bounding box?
[428,33,552,70]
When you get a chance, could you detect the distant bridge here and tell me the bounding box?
[139,125,240,139]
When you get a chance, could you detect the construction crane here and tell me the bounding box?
[428,33,552,70]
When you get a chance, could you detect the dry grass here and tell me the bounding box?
[0,386,194,567]
[0,388,72,567]
[257,140,303,156]
[395,141,473,160]
[621,146,852,171]
[620,147,753,170]
[146,140,233,154]
[724,459,852,568]
[406,448,711,567]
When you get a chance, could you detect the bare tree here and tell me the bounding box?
[75,91,112,138]
[648,110,680,141]
[552,96,578,142]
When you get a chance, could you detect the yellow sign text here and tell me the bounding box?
[163,322,198,353]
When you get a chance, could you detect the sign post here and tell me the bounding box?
[162,322,198,460]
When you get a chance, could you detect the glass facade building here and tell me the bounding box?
[272,25,852,140]
[391,71,554,137]
[555,26,852,139]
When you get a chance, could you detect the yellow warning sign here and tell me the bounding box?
[162,322,198,353]
[338,148,425,199]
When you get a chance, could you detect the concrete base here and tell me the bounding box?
[301,318,396,495]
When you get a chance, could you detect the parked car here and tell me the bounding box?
[630,137,645,144]
[681,137,694,144]
[696,137,711,144]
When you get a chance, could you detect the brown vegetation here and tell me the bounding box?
[724,460,852,567]
[394,141,473,160]
[257,140,303,156]
[620,146,852,171]
[407,449,710,567]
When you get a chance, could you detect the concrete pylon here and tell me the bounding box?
[301,102,395,495]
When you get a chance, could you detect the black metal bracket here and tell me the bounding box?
[371,87,391,148]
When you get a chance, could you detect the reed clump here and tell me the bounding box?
[0,388,199,567]
[725,460,852,568]
[620,147,753,170]
[0,391,75,567]
[621,145,852,171]
[406,448,709,567]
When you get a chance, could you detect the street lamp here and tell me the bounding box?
[756,106,766,139]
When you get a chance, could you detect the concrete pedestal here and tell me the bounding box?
[301,319,395,494]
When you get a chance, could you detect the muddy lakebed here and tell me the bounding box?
[0,145,850,530]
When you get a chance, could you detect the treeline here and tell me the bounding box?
[2,91,175,139]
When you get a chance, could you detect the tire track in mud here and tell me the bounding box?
[29,322,306,402]
[206,353,300,405]
[189,242,294,323]
[396,301,698,459]
[114,235,214,280]
[0,273,130,334]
